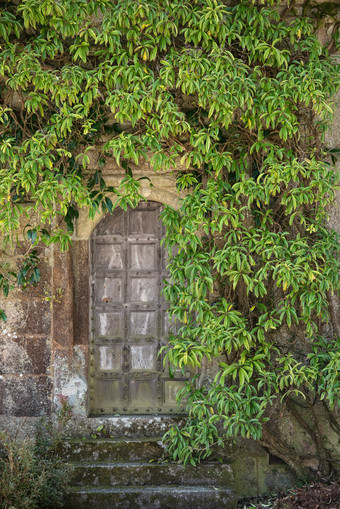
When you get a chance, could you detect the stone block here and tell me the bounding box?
[0,330,33,375]
[0,376,52,417]
[72,240,89,345]
[52,347,88,416]
[21,299,52,336]
[1,298,52,336]
[52,248,73,347]
[53,348,71,395]
[24,336,51,375]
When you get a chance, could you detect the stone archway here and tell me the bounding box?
[51,169,183,416]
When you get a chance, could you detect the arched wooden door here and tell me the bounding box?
[89,201,187,415]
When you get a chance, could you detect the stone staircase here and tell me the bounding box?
[59,417,237,509]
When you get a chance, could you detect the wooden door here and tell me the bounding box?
[89,202,187,415]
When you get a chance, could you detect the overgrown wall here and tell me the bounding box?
[0,0,339,497]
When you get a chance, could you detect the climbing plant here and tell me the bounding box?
[0,0,339,480]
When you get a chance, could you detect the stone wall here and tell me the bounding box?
[0,242,52,424]
[0,156,184,433]
[1,0,339,428]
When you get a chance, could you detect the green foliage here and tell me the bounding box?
[0,399,72,509]
[0,248,41,321]
[0,433,65,509]
[0,0,339,478]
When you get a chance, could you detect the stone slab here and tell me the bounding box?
[70,461,234,488]
[65,485,237,509]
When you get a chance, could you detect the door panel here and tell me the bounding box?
[89,202,187,415]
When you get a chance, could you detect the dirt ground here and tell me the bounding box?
[238,480,340,509]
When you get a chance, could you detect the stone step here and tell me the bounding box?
[65,485,237,509]
[59,438,165,462]
[61,416,185,439]
[70,461,234,487]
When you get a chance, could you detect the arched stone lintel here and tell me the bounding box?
[74,173,181,241]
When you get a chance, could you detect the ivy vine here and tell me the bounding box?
[0,0,339,480]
